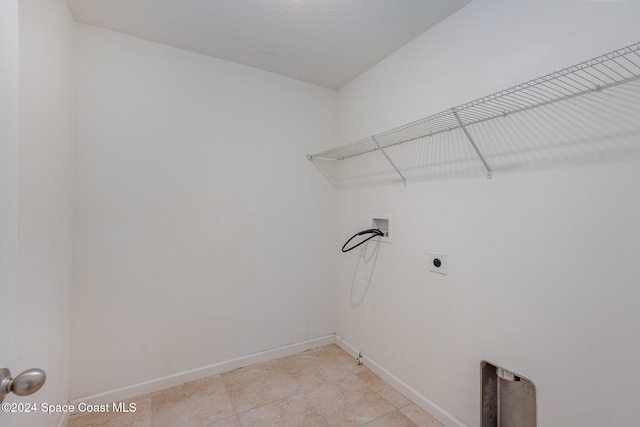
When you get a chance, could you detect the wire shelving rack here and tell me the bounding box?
[307,41,640,185]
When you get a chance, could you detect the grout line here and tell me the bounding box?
[220,375,241,423]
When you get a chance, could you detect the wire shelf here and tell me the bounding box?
[308,41,640,181]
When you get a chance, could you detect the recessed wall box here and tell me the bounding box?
[370,214,391,243]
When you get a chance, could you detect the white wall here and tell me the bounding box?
[0,2,20,425]
[335,1,640,426]
[14,0,75,426]
[71,25,337,399]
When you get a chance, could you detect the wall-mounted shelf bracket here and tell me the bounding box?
[452,109,492,179]
[372,136,407,186]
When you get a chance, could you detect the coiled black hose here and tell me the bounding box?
[341,228,384,253]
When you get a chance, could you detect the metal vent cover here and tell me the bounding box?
[482,361,536,427]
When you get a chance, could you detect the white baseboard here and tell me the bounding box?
[69,334,334,410]
[334,334,466,427]
[68,333,463,427]
[333,334,360,358]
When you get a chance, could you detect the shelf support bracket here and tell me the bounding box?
[372,136,406,186]
[452,109,493,179]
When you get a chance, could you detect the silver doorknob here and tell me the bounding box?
[0,368,46,403]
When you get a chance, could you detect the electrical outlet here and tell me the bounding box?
[429,251,447,275]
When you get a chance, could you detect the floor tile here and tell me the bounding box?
[151,376,235,427]
[67,344,445,427]
[400,404,444,427]
[356,368,412,409]
[67,395,151,427]
[365,410,419,427]
[277,344,358,391]
[238,393,330,427]
[306,370,396,426]
[221,360,299,412]
[205,415,242,427]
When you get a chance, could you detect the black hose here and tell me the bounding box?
[341,228,384,253]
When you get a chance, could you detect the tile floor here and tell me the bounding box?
[67,344,444,427]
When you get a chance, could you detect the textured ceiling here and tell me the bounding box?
[66,0,472,89]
